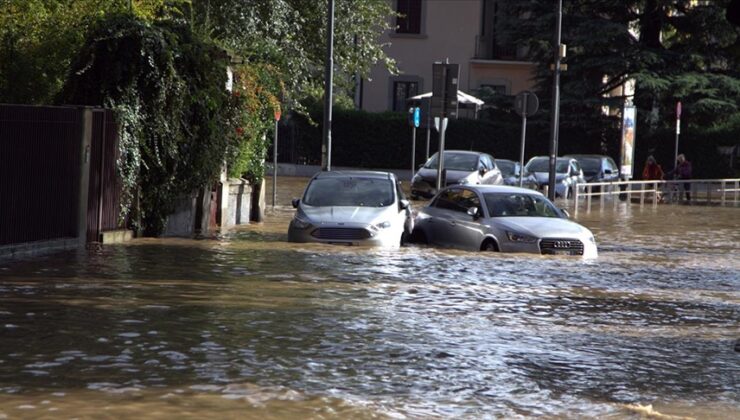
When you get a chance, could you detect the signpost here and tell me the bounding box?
[408,106,420,182]
[272,109,281,208]
[514,91,539,187]
[431,61,459,190]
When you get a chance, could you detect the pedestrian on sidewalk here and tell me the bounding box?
[642,155,665,202]
[642,155,664,180]
[673,154,693,201]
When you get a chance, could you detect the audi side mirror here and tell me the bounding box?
[291,198,300,208]
[467,206,480,219]
[399,199,410,210]
[560,208,571,219]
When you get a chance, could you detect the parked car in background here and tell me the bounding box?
[410,185,597,257]
[411,150,503,199]
[564,154,620,183]
[524,156,586,198]
[495,159,538,190]
[288,171,413,247]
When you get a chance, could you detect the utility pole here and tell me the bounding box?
[547,0,564,200]
[321,0,335,171]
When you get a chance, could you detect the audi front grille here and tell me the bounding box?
[539,238,584,256]
[311,227,371,240]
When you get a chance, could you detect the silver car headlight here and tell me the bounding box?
[373,220,392,230]
[292,216,311,229]
[506,231,538,243]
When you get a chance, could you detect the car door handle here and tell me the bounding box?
[449,221,456,226]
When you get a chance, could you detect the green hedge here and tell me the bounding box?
[287,108,537,169]
[286,107,737,178]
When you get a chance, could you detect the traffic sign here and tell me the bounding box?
[413,107,420,128]
[514,91,539,117]
[431,62,459,118]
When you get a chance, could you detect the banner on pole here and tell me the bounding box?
[620,105,637,179]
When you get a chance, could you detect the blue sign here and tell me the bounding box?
[413,107,420,128]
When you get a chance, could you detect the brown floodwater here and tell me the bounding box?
[0,175,738,419]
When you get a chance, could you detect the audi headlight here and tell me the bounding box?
[292,216,311,229]
[506,231,537,243]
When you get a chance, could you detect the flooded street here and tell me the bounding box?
[1,176,738,419]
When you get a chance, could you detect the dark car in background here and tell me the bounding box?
[495,159,538,190]
[411,150,503,199]
[564,154,620,183]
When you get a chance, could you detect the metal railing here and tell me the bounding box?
[572,178,740,213]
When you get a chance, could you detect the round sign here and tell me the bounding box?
[514,91,539,117]
[413,107,421,128]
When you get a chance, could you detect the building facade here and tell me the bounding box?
[361,0,537,113]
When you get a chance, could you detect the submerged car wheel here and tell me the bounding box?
[481,239,499,252]
[408,229,428,244]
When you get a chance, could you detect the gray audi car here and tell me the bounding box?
[288,171,413,247]
[410,150,503,199]
[411,185,597,257]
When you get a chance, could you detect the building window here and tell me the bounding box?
[396,0,422,34]
[480,83,508,96]
[392,80,419,111]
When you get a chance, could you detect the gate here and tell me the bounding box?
[86,109,124,242]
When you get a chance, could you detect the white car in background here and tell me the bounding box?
[411,185,597,257]
[288,171,413,247]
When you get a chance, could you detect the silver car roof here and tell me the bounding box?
[311,170,394,180]
[445,184,546,196]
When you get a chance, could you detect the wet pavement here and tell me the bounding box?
[0,176,738,419]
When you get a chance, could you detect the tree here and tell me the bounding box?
[188,0,395,106]
[496,0,740,169]
[0,0,184,104]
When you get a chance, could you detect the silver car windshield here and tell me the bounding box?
[303,177,395,207]
[484,193,561,218]
[424,153,479,171]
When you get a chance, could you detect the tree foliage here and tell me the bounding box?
[61,14,232,235]
[497,0,740,164]
[189,0,395,106]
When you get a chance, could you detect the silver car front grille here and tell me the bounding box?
[539,238,584,255]
[311,228,371,240]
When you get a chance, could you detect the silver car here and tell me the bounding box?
[524,156,586,198]
[411,185,597,257]
[495,158,539,190]
[411,150,503,199]
[288,171,413,247]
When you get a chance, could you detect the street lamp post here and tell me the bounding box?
[321,0,335,171]
[547,0,563,200]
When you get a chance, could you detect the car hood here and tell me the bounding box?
[299,205,392,224]
[532,172,566,185]
[417,168,472,183]
[492,217,592,239]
